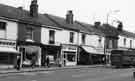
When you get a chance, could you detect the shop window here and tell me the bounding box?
[124,38,126,46]
[19,48,26,61]
[113,40,118,48]
[67,53,75,62]
[0,22,6,30]
[69,32,74,43]
[108,40,113,49]
[49,30,55,44]
[26,27,34,40]
[130,40,132,48]
[82,34,86,44]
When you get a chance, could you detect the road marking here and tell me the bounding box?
[0,71,54,77]
[32,80,37,81]
[83,72,132,81]
[19,72,37,76]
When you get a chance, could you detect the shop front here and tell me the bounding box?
[41,45,61,67]
[79,46,105,65]
[61,44,78,66]
[17,41,41,67]
[0,39,20,68]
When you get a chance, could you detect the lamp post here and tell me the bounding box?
[111,17,121,26]
[105,10,120,65]
[106,10,120,24]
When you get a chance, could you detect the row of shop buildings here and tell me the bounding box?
[0,0,135,68]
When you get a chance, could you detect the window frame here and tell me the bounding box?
[49,30,55,44]
[123,38,126,46]
[81,34,86,44]
[26,27,34,40]
[0,22,6,30]
[130,40,132,48]
[69,32,74,43]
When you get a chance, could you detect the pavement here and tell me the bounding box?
[0,64,106,74]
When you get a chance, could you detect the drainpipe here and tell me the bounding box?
[77,31,80,64]
[104,37,107,65]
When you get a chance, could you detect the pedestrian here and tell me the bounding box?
[16,55,21,70]
[64,60,66,66]
[102,57,105,64]
[46,56,50,68]
[31,55,36,68]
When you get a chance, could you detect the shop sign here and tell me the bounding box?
[0,39,16,48]
[62,45,77,51]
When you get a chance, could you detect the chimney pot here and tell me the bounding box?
[94,21,101,27]
[18,7,23,10]
[68,10,72,14]
[30,0,38,17]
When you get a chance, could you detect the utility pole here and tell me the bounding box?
[105,10,120,65]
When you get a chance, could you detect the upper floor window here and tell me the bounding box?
[49,30,55,44]
[26,27,33,40]
[69,32,74,43]
[130,40,132,48]
[0,22,6,30]
[81,34,86,44]
[124,38,126,46]
[98,37,103,48]
[98,37,102,43]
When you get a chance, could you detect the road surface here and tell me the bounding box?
[0,67,134,81]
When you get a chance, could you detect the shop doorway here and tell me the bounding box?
[41,45,61,67]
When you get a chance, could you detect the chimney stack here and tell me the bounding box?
[30,0,38,17]
[117,21,123,31]
[66,10,74,24]
[94,21,101,27]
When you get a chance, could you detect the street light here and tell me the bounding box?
[105,10,120,65]
[111,17,121,26]
[106,10,120,24]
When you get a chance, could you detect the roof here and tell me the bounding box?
[0,4,135,38]
[101,24,135,38]
[119,30,135,38]
[0,4,58,27]
[76,21,105,36]
[101,24,119,37]
[44,13,80,31]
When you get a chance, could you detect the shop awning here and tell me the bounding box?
[25,46,38,54]
[81,46,104,55]
[0,46,19,54]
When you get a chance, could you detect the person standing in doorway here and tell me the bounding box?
[31,55,36,68]
[46,56,50,68]
[16,55,21,70]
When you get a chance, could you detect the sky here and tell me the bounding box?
[0,0,135,32]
